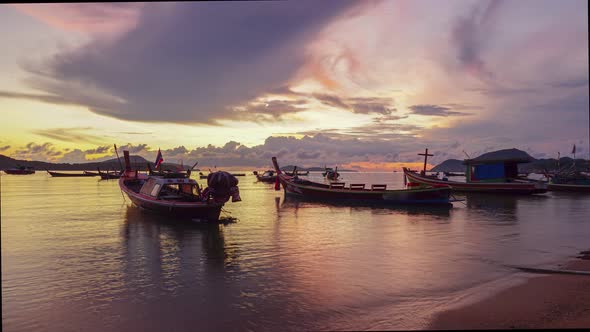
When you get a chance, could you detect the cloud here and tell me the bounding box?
[11,3,144,37]
[13,142,63,161]
[408,104,472,116]
[31,127,106,145]
[0,145,11,152]
[20,1,360,124]
[450,0,504,81]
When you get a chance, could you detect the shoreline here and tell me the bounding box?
[429,252,590,329]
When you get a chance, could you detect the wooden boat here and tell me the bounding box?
[98,167,122,180]
[272,157,453,205]
[83,170,100,176]
[322,167,340,180]
[118,150,240,221]
[403,151,547,194]
[231,173,246,177]
[545,171,590,192]
[256,170,277,183]
[3,165,35,175]
[285,170,309,176]
[47,170,97,177]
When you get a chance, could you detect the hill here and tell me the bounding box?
[430,159,465,172]
[0,154,187,171]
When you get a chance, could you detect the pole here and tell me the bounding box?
[113,144,124,171]
[418,148,433,174]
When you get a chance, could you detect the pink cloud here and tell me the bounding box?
[11,3,145,37]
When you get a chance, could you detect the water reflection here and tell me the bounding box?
[121,206,229,295]
[278,195,452,218]
[461,193,549,223]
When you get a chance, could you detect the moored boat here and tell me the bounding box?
[403,149,547,194]
[118,150,240,221]
[285,170,309,176]
[272,157,453,205]
[47,170,97,177]
[83,170,100,176]
[545,171,590,192]
[3,165,35,175]
[98,167,123,180]
[256,170,277,183]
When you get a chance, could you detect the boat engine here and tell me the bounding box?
[205,171,241,203]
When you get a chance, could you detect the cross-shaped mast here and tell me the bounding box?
[418,148,433,174]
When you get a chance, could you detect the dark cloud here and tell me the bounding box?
[235,99,308,121]
[0,145,10,152]
[408,104,472,116]
[451,0,504,81]
[312,93,350,109]
[13,142,63,161]
[21,1,359,124]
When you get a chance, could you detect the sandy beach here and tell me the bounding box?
[429,252,590,330]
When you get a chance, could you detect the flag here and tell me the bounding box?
[154,148,164,168]
[572,144,576,154]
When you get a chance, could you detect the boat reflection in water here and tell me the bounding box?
[118,206,244,331]
[278,195,452,218]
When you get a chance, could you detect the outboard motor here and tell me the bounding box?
[205,171,241,203]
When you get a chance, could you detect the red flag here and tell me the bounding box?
[154,148,164,168]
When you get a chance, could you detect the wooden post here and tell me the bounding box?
[418,148,433,174]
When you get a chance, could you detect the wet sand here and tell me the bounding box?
[429,253,590,329]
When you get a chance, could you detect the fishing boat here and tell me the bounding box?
[98,167,123,180]
[285,169,309,176]
[544,171,590,192]
[46,170,97,177]
[403,149,547,194]
[256,170,277,183]
[322,167,340,180]
[83,170,100,176]
[272,157,453,205]
[3,165,35,175]
[118,150,240,221]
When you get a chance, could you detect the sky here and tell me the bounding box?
[0,0,588,170]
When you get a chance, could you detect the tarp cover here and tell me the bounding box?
[473,163,505,180]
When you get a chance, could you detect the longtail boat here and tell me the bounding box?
[3,165,35,175]
[403,149,547,194]
[119,150,240,221]
[47,170,97,177]
[544,170,590,192]
[322,166,340,180]
[272,157,453,205]
[98,167,122,180]
[286,170,309,176]
[83,170,100,176]
[256,170,277,183]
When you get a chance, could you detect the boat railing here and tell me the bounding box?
[350,183,366,190]
[329,182,346,189]
[371,184,387,190]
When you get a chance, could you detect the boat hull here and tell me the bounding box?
[404,169,547,194]
[279,176,452,205]
[548,183,590,192]
[3,169,35,175]
[47,171,96,177]
[119,178,224,221]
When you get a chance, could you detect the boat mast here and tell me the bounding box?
[418,148,433,175]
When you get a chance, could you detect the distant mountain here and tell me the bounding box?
[430,149,589,173]
[430,159,465,172]
[0,154,186,171]
[277,165,357,172]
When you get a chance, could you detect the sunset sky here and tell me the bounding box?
[0,0,588,170]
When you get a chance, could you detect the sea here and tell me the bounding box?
[2,171,590,331]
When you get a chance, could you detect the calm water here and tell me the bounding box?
[2,172,590,331]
